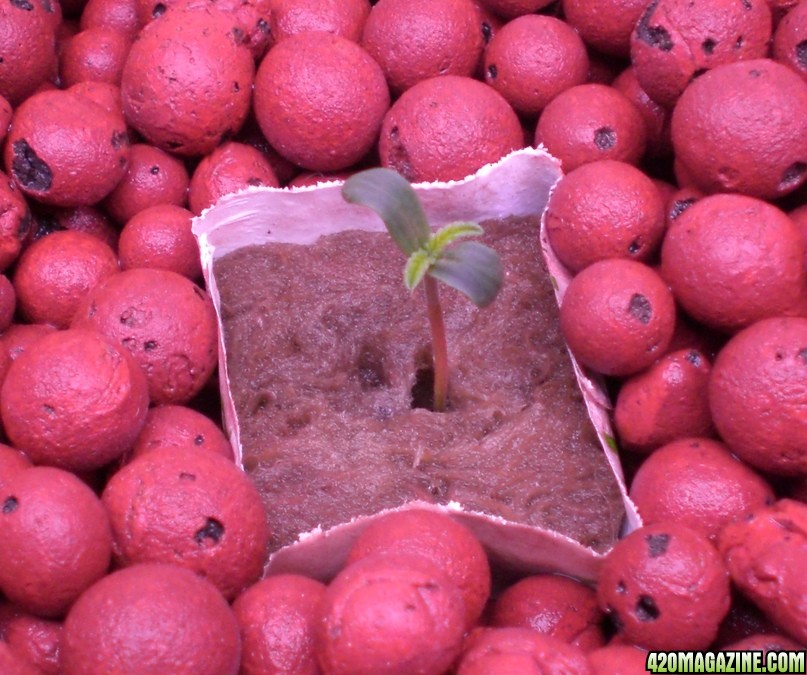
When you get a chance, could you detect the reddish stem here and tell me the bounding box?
[424,275,448,412]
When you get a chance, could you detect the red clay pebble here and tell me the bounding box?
[629,437,775,540]
[614,349,713,453]
[65,80,122,117]
[59,27,131,87]
[361,0,483,94]
[587,644,649,674]
[476,0,554,19]
[0,95,11,146]
[379,75,522,183]
[72,268,218,404]
[0,274,15,332]
[0,445,31,493]
[102,447,269,599]
[118,204,201,279]
[535,84,647,172]
[563,0,650,57]
[0,466,112,617]
[560,259,676,377]
[612,67,671,159]
[346,508,491,629]
[128,404,233,461]
[13,230,119,328]
[719,499,807,644]
[545,160,665,273]
[0,171,30,272]
[773,1,807,82]
[0,323,57,389]
[661,194,805,333]
[233,574,326,675]
[1,329,149,471]
[3,90,129,207]
[104,143,190,225]
[457,627,592,674]
[722,633,805,652]
[597,523,731,649]
[671,59,807,199]
[630,0,772,109]
[483,15,589,117]
[317,553,466,675]
[80,0,141,40]
[271,0,369,43]
[0,608,62,675]
[188,141,279,215]
[0,639,40,675]
[287,170,353,188]
[254,32,389,172]
[42,205,119,251]
[62,563,240,675]
[709,317,807,476]
[121,7,254,156]
[665,186,704,227]
[491,574,605,652]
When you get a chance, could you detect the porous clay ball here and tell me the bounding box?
[665,186,703,227]
[0,608,62,674]
[612,67,671,159]
[535,84,647,172]
[457,627,592,674]
[671,59,807,199]
[0,171,30,272]
[0,95,11,146]
[559,259,676,377]
[13,230,119,328]
[254,32,389,172]
[597,523,731,649]
[188,141,279,214]
[722,633,805,652]
[661,194,805,332]
[59,27,131,87]
[104,143,190,225]
[491,574,604,651]
[379,75,522,183]
[477,0,554,20]
[361,0,483,94]
[0,641,37,675]
[102,447,269,599]
[0,444,31,492]
[346,508,491,628]
[66,80,123,117]
[587,644,649,674]
[773,1,807,82]
[0,466,112,617]
[62,563,241,675]
[80,0,141,40]
[483,15,589,117]
[233,574,326,675]
[121,7,254,156]
[629,438,775,540]
[614,349,713,453]
[271,0,370,43]
[72,268,218,404]
[709,317,807,476]
[4,89,130,207]
[562,0,650,57]
[128,404,233,461]
[43,205,119,251]
[286,170,352,188]
[630,0,772,109]
[0,274,15,333]
[118,205,201,279]
[719,499,807,644]
[545,160,666,273]
[317,553,466,675]
[0,323,57,389]
[0,329,149,471]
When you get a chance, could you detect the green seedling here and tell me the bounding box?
[342,167,503,412]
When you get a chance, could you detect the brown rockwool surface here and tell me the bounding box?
[214,217,624,554]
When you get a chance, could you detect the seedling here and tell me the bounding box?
[342,168,503,412]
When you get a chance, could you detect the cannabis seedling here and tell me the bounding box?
[342,168,503,412]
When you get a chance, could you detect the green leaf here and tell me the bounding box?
[342,168,430,256]
[429,241,503,307]
[603,434,619,452]
[427,221,484,257]
[404,250,431,290]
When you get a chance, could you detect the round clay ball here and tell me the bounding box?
[0,328,149,471]
[233,574,326,675]
[587,644,650,674]
[0,171,31,272]
[271,0,370,43]
[3,89,130,207]
[317,553,466,675]
[379,75,523,182]
[612,66,671,159]
[0,466,112,617]
[671,58,807,199]
[104,143,190,225]
[0,607,62,674]
[361,0,483,94]
[118,204,201,280]
[709,317,807,476]
[773,1,807,83]
[254,32,389,172]
[121,7,254,156]
[41,205,119,251]
[562,0,650,57]
[80,0,141,40]
[0,323,57,390]
[72,268,218,404]
[102,447,269,599]
[545,159,666,273]
[62,563,240,675]
[535,84,647,172]
[13,230,119,328]
[630,0,772,109]
[0,274,15,333]
[559,259,676,377]
[128,404,233,461]
[660,193,805,333]
[476,0,554,20]
[598,523,731,649]
[483,15,589,117]
[0,444,31,493]
[59,27,131,87]
[0,95,11,147]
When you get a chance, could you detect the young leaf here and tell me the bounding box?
[429,241,503,307]
[342,168,430,256]
[404,250,431,290]
[428,221,484,256]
